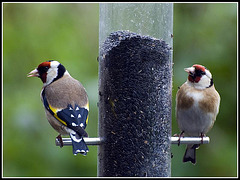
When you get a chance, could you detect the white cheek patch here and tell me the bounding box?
[205,69,212,79]
[45,67,58,85]
[196,75,211,89]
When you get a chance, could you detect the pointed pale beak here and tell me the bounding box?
[184,67,195,74]
[27,69,39,77]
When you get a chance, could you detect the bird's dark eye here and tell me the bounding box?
[41,66,49,72]
[195,69,205,76]
[44,66,49,71]
[200,70,206,75]
[38,66,49,73]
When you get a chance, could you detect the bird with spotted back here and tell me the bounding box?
[28,60,89,155]
[176,64,220,164]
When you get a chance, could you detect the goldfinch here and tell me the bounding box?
[28,60,89,155]
[176,64,220,164]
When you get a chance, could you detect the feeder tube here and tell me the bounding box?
[98,3,173,177]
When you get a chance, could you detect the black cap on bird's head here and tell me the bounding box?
[28,60,66,86]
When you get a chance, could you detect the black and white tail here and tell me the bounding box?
[70,133,89,156]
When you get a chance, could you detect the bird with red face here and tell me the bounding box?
[176,64,220,164]
[28,60,89,155]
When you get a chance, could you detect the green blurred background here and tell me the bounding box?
[3,3,237,177]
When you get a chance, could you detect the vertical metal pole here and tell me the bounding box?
[98,3,173,177]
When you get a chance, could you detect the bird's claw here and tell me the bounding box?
[200,133,205,144]
[178,131,185,146]
[57,134,64,148]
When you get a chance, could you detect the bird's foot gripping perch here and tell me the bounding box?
[56,134,64,148]
[174,131,185,146]
[200,133,205,144]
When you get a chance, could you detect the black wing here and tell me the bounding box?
[41,89,88,137]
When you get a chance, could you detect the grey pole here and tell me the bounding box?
[98,3,173,177]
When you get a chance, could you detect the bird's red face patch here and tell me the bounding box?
[37,61,51,83]
[188,75,201,83]
[188,75,194,83]
[193,76,201,83]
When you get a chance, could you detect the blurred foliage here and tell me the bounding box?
[3,2,237,177]
[3,3,99,177]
